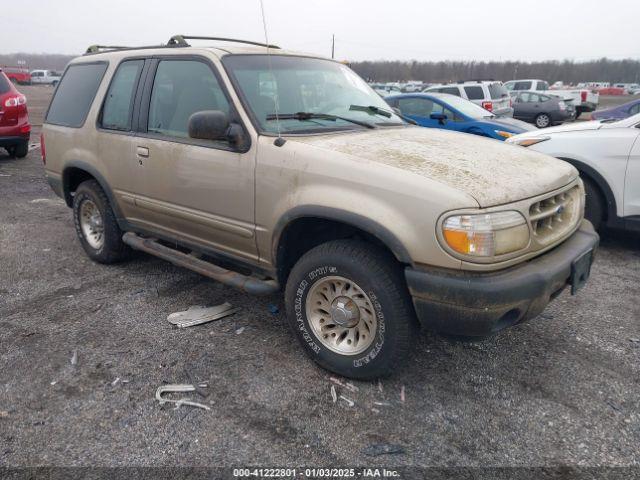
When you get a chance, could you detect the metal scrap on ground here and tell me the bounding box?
[155,384,211,411]
[167,303,240,328]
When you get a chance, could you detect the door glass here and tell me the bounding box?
[397,98,434,116]
[148,60,230,139]
[464,86,484,100]
[101,60,143,131]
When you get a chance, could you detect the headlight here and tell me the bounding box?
[442,211,530,257]
[494,130,514,138]
[508,137,550,147]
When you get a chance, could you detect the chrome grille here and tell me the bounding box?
[529,185,581,245]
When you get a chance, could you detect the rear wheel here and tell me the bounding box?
[582,176,604,230]
[72,179,130,263]
[13,141,28,158]
[285,239,418,379]
[535,113,552,128]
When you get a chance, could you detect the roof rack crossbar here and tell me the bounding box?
[85,45,133,54]
[167,35,280,50]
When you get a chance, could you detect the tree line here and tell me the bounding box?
[2,53,639,86]
[350,58,640,84]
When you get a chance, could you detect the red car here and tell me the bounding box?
[2,66,31,85]
[0,68,30,158]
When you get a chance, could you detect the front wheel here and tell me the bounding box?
[284,240,418,379]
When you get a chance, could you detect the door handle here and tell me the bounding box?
[137,146,149,158]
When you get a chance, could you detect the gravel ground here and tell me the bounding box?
[0,86,638,469]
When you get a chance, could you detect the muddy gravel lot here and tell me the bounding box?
[0,86,639,470]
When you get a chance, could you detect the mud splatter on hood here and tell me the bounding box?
[293,127,577,207]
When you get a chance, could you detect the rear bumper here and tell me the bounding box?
[405,220,599,336]
[578,103,597,113]
[0,134,30,148]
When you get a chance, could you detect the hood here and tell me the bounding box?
[527,120,604,135]
[488,117,536,132]
[292,127,577,208]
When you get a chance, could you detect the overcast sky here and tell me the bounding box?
[3,0,638,61]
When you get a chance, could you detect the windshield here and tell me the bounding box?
[435,94,495,119]
[223,55,404,134]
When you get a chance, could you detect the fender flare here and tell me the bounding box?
[62,160,125,222]
[272,205,413,265]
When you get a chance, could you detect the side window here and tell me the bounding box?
[536,81,549,91]
[629,104,640,115]
[514,81,532,90]
[464,86,484,100]
[397,97,434,116]
[46,63,108,128]
[101,60,143,131]
[147,60,230,139]
[439,87,461,97]
[539,95,551,102]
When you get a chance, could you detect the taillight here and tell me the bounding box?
[581,91,587,102]
[4,95,26,108]
[482,101,493,112]
[40,132,46,165]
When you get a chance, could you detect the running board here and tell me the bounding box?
[122,232,279,295]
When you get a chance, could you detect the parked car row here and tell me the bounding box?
[1,66,61,86]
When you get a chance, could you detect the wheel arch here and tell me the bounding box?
[62,161,124,222]
[272,206,413,286]
[558,157,620,227]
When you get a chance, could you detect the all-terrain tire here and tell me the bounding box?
[72,179,130,264]
[284,239,418,379]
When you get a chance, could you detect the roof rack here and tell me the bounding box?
[459,79,496,83]
[85,45,134,54]
[167,35,280,49]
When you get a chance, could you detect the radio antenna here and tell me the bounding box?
[259,0,282,141]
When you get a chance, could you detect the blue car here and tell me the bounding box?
[386,92,534,140]
[591,98,640,122]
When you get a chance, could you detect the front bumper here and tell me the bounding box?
[405,220,599,336]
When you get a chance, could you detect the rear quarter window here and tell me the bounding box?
[488,83,508,100]
[0,73,10,94]
[46,62,108,128]
[464,86,484,100]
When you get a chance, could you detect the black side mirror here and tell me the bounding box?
[188,110,230,141]
[430,112,447,124]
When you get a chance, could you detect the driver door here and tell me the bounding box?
[127,57,258,262]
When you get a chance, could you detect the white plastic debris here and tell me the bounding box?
[111,377,120,386]
[70,350,78,365]
[329,376,358,392]
[168,303,240,328]
[400,385,406,403]
[339,395,355,407]
[155,384,211,411]
[331,385,337,403]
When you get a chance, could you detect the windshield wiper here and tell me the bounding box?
[349,104,418,125]
[349,104,392,118]
[265,112,374,129]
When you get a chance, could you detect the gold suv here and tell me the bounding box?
[42,36,599,378]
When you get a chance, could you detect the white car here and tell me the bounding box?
[424,80,513,117]
[507,114,640,232]
[30,69,61,86]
